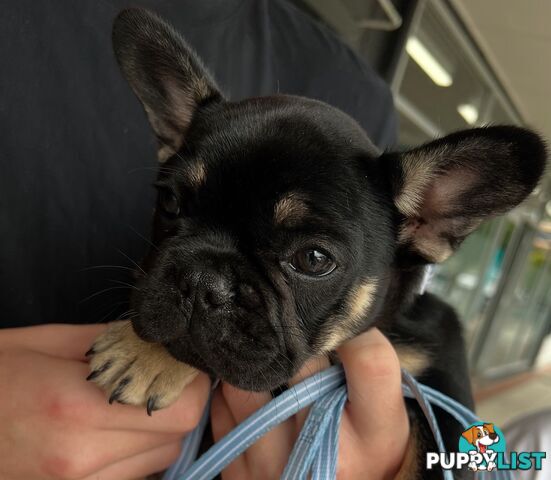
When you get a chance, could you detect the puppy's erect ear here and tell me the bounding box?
[382,126,547,264]
[112,8,223,162]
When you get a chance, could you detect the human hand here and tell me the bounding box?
[0,324,210,480]
[211,328,410,479]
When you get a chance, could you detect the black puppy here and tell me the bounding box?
[88,8,547,478]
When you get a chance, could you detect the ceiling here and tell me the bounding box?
[451,0,551,142]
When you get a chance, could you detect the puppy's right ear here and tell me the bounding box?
[112,8,223,161]
[382,126,546,264]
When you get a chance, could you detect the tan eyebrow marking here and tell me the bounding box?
[348,281,378,320]
[185,162,206,188]
[273,192,309,226]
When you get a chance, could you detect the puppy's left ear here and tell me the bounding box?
[462,427,476,446]
[382,126,547,264]
[112,8,223,161]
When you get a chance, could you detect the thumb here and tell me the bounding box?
[337,328,407,439]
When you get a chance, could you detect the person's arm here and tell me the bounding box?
[0,324,210,480]
[212,328,411,479]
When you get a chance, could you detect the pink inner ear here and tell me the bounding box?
[401,167,481,263]
[422,166,478,219]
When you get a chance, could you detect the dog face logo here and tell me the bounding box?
[460,423,503,472]
[462,423,500,454]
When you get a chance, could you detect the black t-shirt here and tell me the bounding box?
[0,0,397,328]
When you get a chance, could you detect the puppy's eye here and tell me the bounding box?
[289,248,336,277]
[158,189,180,217]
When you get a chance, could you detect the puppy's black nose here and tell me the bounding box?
[203,283,233,307]
[489,433,497,440]
[178,267,262,312]
[191,270,235,310]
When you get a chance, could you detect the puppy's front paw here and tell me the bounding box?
[87,321,198,414]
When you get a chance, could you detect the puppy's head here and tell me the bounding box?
[113,8,547,390]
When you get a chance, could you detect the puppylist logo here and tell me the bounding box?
[426,421,546,473]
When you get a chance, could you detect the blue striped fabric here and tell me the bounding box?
[281,386,347,479]
[163,365,512,480]
[309,389,346,480]
[163,395,212,480]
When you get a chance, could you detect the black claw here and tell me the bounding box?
[85,346,95,357]
[86,360,112,381]
[109,376,131,404]
[108,390,120,404]
[86,370,100,381]
[146,396,159,416]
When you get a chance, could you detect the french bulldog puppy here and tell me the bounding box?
[87,8,547,478]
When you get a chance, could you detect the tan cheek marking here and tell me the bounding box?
[349,281,378,320]
[395,345,430,376]
[319,279,378,353]
[273,192,309,226]
[321,328,351,355]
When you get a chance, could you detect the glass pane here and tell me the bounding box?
[397,112,431,148]
[397,1,517,147]
[428,217,515,344]
[476,225,551,377]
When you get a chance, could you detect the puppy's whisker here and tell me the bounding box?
[126,164,182,175]
[97,302,132,324]
[99,306,137,326]
[125,223,159,251]
[116,249,147,276]
[119,309,138,319]
[109,279,140,292]
[80,264,137,273]
[79,286,133,305]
